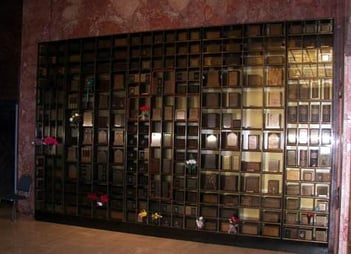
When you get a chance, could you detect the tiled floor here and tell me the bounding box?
[0,204,291,254]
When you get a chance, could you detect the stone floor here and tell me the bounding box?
[0,203,292,254]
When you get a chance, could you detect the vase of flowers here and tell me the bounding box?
[42,136,58,154]
[87,193,109,207]
[69,112,81,128]
[185,157,197,175]
[306,212,314,225]
[139,105,150,120]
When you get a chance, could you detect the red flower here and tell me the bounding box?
[42,137,59,145]
[230,215,240,224]
[139,105,150,111]
[306,212,314,218]
[87,193,98,200]
[100,194,109,203]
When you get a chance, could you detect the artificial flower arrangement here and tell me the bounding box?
[32,136,59,146]
[138,209,148,222]
[42,136,59,145]
[185,157,197,175]
[228,214,240,234]
[87,193,109,207]
[196,216,205,230]
[139,105,150,119]
[306,212,314,225]
[151,212,163,224]
[69,112,81,128]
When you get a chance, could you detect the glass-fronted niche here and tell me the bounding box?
[35,19,333,244]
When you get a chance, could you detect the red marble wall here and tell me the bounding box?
[19,0,349,252]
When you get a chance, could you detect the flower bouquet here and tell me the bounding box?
[139,105,150,120]
[87,193,109,207]
[69,112,81,128]
[185,158,197,175]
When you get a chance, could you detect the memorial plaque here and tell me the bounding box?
[299,105,309,123]
[267,68,283,86]
[205,134,218,149]
[299,149,308,167]
[97,150,108,163]
[164,106,173,120]
[303,171,313,181]
[222,155,232,170]
[322,104,331,122]
[311,81,320,99]
[204,154,217,169]
[245,176,260,193]
[288,83,298,100]
[286,170,300,181]
[263,225,280,237]
[286,184,299,195]
[113,74,124,90]
[113,130,124,146]
[226,132,239,149]
[228,71,239,87]
[152,108,162,120]
[247,74,263,86]
[242,161,261,172]
[114,113,124,127]
[114,149,123,163]
[98,94,109,109]
[299,82,310,99]
[205,93,220,107]
[207,70,219,87]
[67,147,77,161]
[248,135,259,150]
[232,155,240,170]
[309,149,319,167]
[267,91,282,107]
[268,180,279,194]
[228,93,241,108]
[321,129,332,145]
[189,108,199,121]
[203,174,218,190]
[298,128,308,145]
[206,113,218,128]
[163,133,172,147]
[151,132,161,147]
[287,150,297,166]
[83,128,93,145]
[268,160,280,172]
[67,94,78,109]
[310,104,320,123]
[83,111,93,127]
[81,146,92,163]
[302,185,313,196]
[221,175,238,191]
[98,130,108,144]
[175,109,186,120]
[288,106,297,123]
[323,82,331,100]
[287,129,297,145]
[222,113,233,129]
[268,133,280,150]
[310,129,320,145]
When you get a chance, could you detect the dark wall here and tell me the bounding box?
[0,0,22,101]
[0,0,22,193]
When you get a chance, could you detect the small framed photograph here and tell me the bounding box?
[248,135,259,150]
[287,128,297,145]
[267,132,280,150]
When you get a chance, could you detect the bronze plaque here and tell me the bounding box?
[268,180,279,194]
[245,176,260,193]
